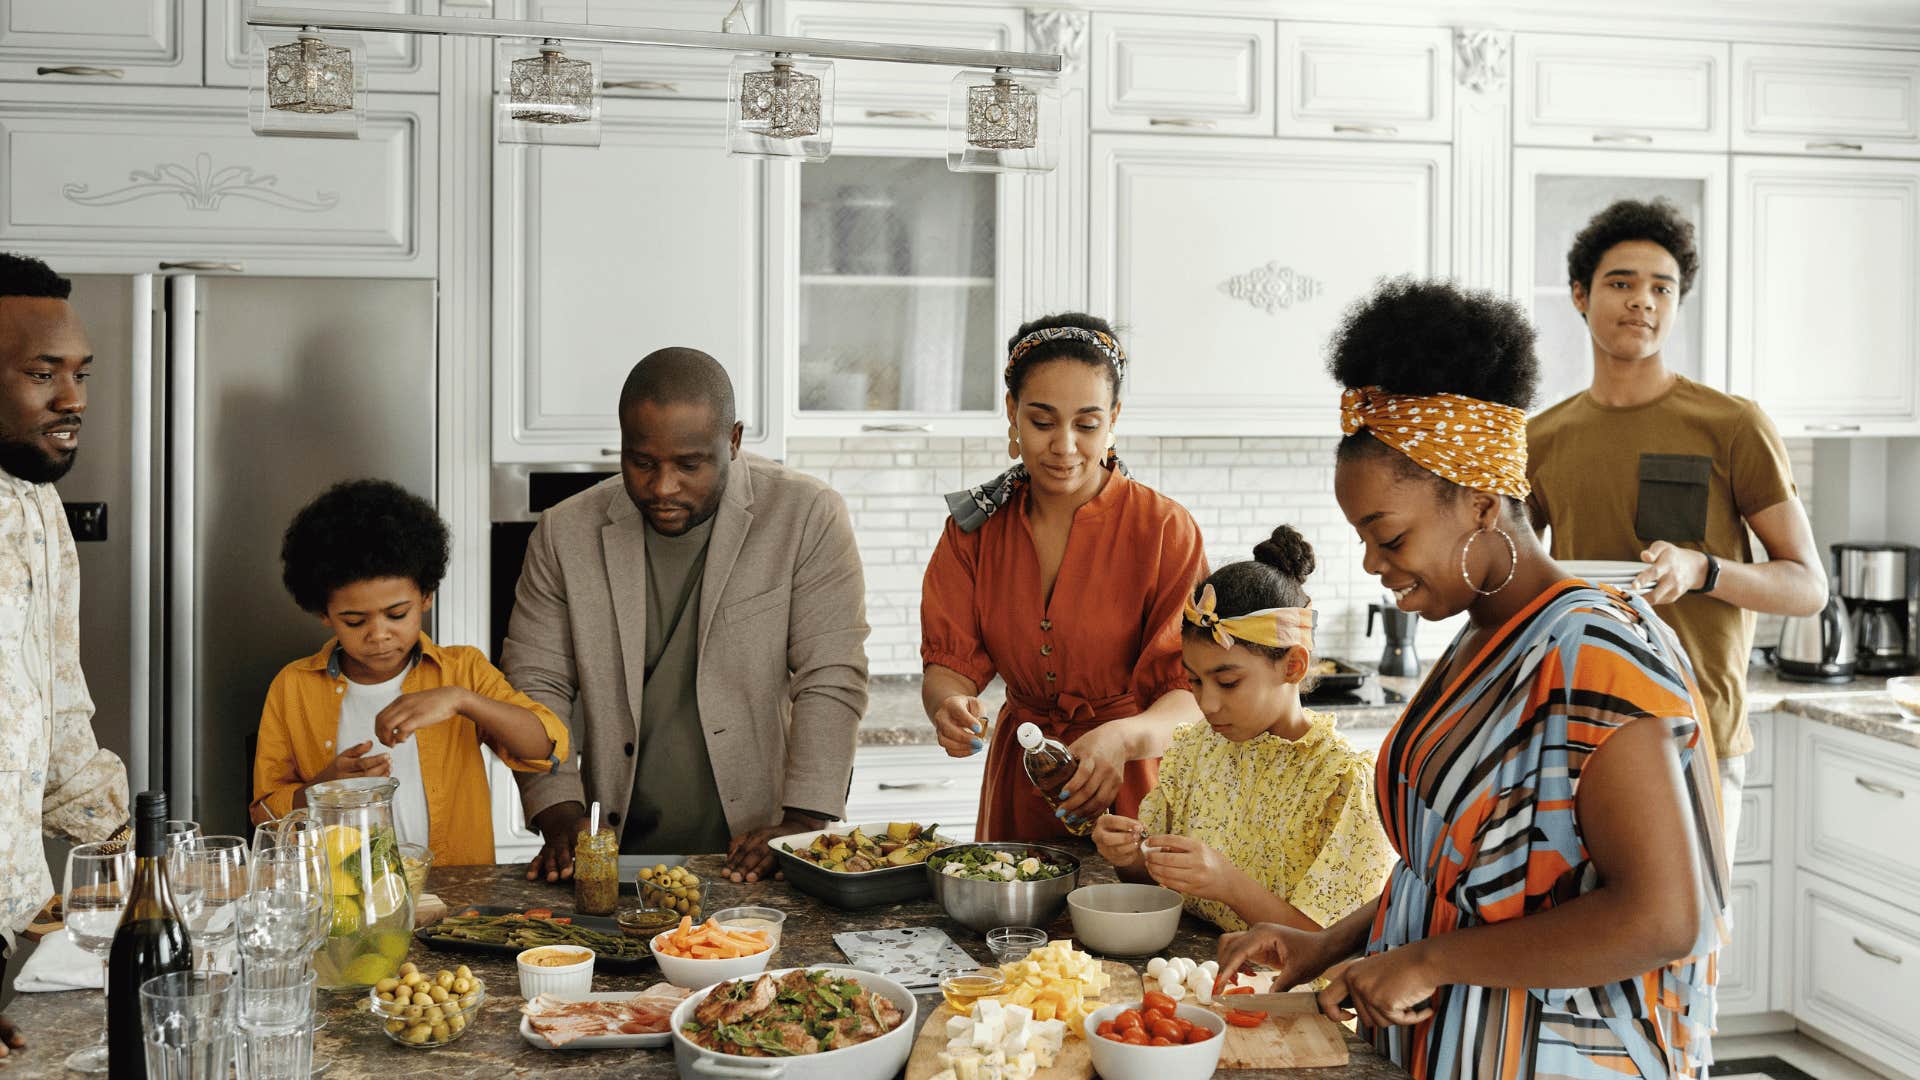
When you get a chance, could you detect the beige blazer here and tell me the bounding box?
[502,454,869,843]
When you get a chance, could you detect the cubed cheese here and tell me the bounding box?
[946,1015,973,1040]
[970,1002,1004,1050]
[1029,1019,1067,1065]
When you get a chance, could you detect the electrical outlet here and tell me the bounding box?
[65,502,107,542]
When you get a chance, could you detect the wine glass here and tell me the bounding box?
[250,847,333,954]
[164,819,201,856]
[176,836,247,972]
[63,841,133,1074]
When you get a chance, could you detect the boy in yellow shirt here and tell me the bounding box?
[251,480,569,865]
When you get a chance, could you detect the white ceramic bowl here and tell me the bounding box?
[650,927,774,989]
[711,905,787,952]
[515,946,593,999]
[671,967,916,1080]
[1888,676,1920,722]
[1083,1002,1226,1080]
[1066,883,1183,957]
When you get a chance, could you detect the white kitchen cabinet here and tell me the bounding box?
[493,96,773,463]
[529,0,757,101]
[204,0,439,93]
[0,0,202,87]
[844,745,989,842]
[1792,719,1920,912]
[1091,134,1448,435]
[781,1,1023,128]
[1514,34,1728,152]
[0,83,435,276]
[1274,23,1450,143]
[1793,871,1920,1079]
[1731,156,1920,435]
[1733,786,1771,865]
[1091,13,1273,137]
[1735,43,1920,159]
[1511,148,1728,412]
[1719,864,1773,1017]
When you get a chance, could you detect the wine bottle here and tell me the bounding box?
[1015,723,1096,836]
[107,791,193,1079]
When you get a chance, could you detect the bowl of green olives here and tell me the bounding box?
[635,862,707,920]
[368,963,485,1048]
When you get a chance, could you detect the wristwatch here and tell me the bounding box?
[1689,553,1722,595]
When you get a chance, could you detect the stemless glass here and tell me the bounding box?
[63,842,133,1074]
[139,971,236,1080]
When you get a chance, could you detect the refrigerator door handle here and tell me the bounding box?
[165,275,197,814]
[129,275,155,790]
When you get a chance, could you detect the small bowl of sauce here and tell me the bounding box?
[939,967,1007,1013]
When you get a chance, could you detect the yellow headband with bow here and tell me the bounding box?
[1182,584,1315,652]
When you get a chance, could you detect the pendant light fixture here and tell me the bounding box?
[498,38,603,147]
[947,67,1059,173]
[727,52,834,162]
[250,27,365,138]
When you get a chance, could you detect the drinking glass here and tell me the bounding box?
[236,891,324,966]
[250,847,333,952]
[139,971,236,1080]
[63,841,132,1074]
[173,836,247,973]
[238,961,316,1037]
[164,820,202,856]
[236,1017,316,1080]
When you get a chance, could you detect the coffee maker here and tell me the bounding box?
[1366,595,1421,677]
[1832,542,1920,676]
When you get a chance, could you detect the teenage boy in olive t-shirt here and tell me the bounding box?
[1526,198,1827,854]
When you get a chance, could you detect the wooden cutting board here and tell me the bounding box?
[904,961,1142,1080]
[1209,1003,1349,1070]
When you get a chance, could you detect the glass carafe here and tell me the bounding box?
[303,778,414,990]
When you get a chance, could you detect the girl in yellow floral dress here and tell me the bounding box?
[1094,525,1395,932]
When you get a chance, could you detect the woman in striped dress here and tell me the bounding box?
[1218,279,1729,1079]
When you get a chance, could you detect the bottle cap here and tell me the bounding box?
[1015,723,1043,751]
[135,790,168,823]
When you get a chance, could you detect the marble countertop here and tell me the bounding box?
[1,857,1406,1080]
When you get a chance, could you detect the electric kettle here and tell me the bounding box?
[1774,591,1857,683]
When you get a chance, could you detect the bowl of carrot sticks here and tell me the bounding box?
[650,916,774,988]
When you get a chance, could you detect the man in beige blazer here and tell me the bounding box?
[505,348,868,883]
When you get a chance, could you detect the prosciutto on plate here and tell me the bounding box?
[522,984,691,1046]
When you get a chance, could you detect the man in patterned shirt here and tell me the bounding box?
[0,253,129,1058]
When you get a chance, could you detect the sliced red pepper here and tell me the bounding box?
[1224,1009,1266,1027]
[1221,985,1254,996]
[523,907,554,919]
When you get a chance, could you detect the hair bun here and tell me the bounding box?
[1252,525,1316,584]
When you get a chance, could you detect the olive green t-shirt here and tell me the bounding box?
[1526,376,1797,758]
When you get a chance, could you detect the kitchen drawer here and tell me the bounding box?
[1091,13,1273,137]
[531,1,758,101]
[1733,785,1772,865]
[1514,34,1728,152]
[1274,23,1450,143]
[1735,43,1920,159]
[1718,864,1772,1017]
[205,0,438,93]
[1795,721,1920,913]
[0,84,435,277]
[782,1,1023,128]
[0,0,202,87]
[845,744,988,841]
[1743,710,1778,788]
[1793,872,1920,1078]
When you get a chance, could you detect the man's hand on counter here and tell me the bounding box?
[525,800,587,882]
[725,809,824,883]
[0,1012,24,1059]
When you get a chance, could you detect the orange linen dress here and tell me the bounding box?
[921,469,1207,843]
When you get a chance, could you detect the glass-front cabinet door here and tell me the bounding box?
[777,128,1025,435]
[1512,148,1728,413]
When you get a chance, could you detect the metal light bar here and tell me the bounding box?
[246,5,1063,73]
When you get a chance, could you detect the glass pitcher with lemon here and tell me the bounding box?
[303,777,414,990]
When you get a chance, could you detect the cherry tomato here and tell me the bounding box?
[1225,1009,1266,1028]
[1097,1022,1116,1038]
[1184,1025,1214,1044]
[1141,991,1177,1014]
[1148,1018,1181,1042]
[1122,1028,1149,1045]
[1142,1008,1170,1028]
[1115,1010,1144,1033]
[1100,1029,1127,1043]
[1149,1036,1174,1047]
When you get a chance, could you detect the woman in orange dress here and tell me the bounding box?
[920,313,1207,843]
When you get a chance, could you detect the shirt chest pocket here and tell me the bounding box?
[1634,453,1712,544]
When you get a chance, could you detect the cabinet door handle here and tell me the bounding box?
[860,423,932,433]
[1854,937,1905,964]
[157,261,245,273]
[603,80,679,92]
[37,65,124,78]
[1148,117,1218,129]
[1805,422,1862,432]
[1807,141,1864,152]
[600,448,622,457]
[1591,132,1654,144]
[864,109,935,121]
[1333,123,1398,135]
[877,779,953,791]
[1856,776,1906,798]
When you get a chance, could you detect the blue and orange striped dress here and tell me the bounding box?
[1367,579,1729,1079]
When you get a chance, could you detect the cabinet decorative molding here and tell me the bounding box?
[1454,28,1509,95]
[61,151,339,212]
[1220,261,1323,314]
[1026,9,1087,74]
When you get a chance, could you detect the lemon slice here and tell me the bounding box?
[344,952,396,986]
[330,867,360,898]
[323,824,365,867]
[362,873,409,923]
[329,895,362,937]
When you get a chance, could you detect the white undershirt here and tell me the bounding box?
[335,666,431,847]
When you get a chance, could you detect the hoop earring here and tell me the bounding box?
[1007,424,1021,461]
[1459,526,1518,597]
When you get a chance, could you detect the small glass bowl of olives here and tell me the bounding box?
[635,862,707,920]
[368,963,485,1048]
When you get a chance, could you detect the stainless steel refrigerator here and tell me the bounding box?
[52,272,437,839]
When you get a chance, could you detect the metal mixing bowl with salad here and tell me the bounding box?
[929,846,1072,882]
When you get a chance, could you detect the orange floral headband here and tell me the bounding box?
[1182,584,1315,652]
[1339,386,1531,501]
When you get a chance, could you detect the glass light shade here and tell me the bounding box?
[947,69,1060,173]
[496,39,602,148]
[728,54,834,162]
[249,30,365,139]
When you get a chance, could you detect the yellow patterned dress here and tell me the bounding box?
[1136,711,1394,931]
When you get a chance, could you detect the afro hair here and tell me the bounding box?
[0,251,71,301]
[1566,197,1699,300]
[280,479,449,614]
[1326,277,1538,410]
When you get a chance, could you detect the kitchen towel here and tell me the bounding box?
[14,929,103,992]
[833,927,976,992]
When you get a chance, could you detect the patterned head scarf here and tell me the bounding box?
[945,326,1131,534]
[1339,386,1531,501]
[1182,583,1316,652]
